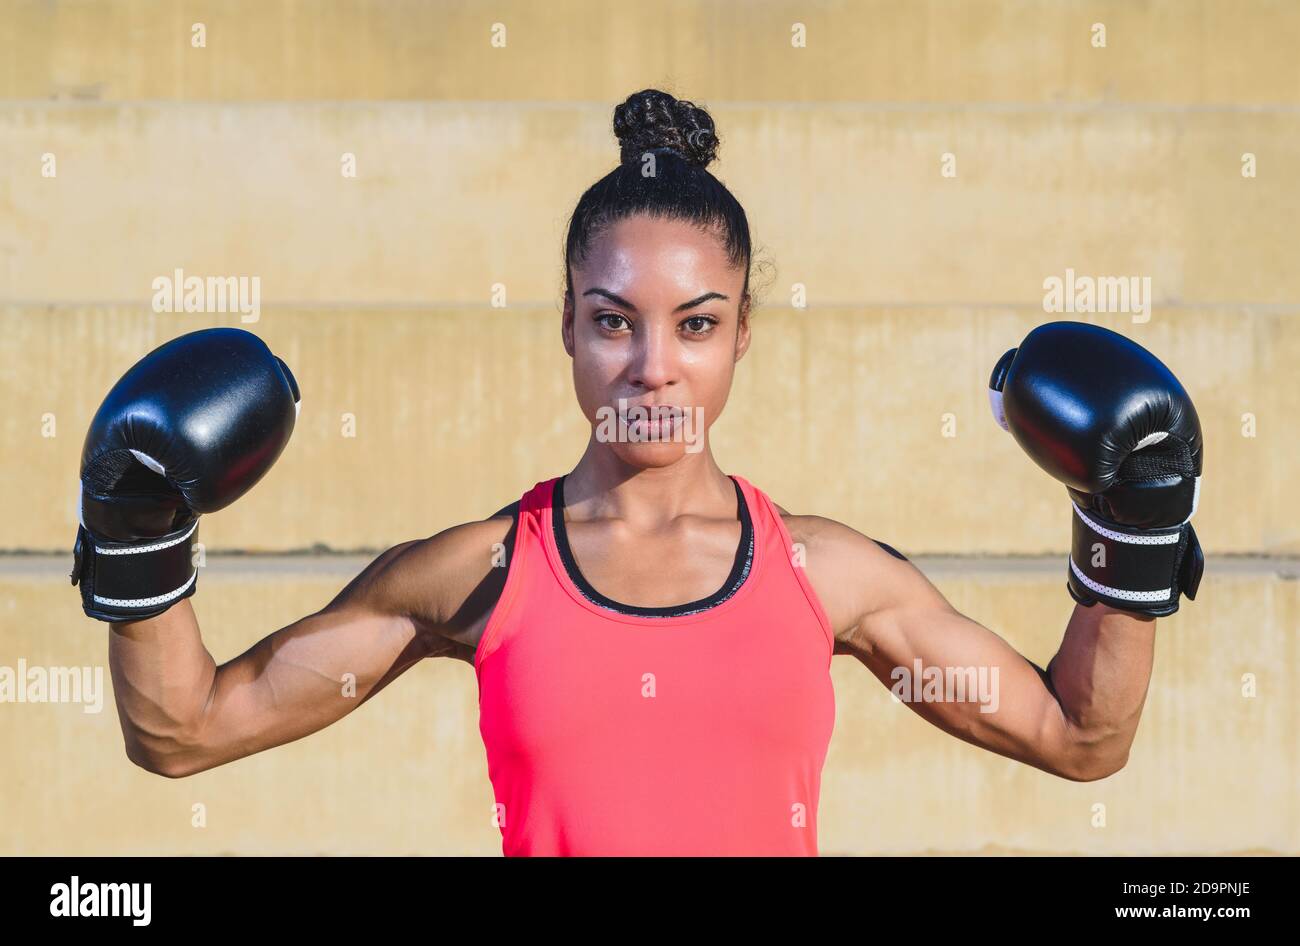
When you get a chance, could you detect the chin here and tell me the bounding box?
[610,442,693,468]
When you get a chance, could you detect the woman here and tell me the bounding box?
[91,89,1201,856]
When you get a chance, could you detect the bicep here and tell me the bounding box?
[191,543,434,770]
[812,520,1071,775]
[855,589,1064,771]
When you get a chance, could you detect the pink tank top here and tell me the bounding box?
[475,475,836,856]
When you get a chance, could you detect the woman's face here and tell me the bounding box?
[563,215,751,468]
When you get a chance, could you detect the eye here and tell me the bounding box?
[682,315,719,336]
[595,313,630,332]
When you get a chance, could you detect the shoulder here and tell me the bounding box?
[401,510,517,580]
[769,508,918,640]
[345,502,521,639]
[773,505,908,563]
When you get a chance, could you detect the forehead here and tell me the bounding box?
[576,216,738,290]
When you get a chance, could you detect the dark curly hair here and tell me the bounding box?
[564,88,753,306]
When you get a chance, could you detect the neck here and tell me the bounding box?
[564,439,736,531]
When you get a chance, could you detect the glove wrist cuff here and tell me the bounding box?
[71,520,199,622]
[1067,504,1203,617]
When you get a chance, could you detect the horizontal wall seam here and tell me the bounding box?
[5,100,1300,114]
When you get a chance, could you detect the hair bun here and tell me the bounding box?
[613,88,719,170]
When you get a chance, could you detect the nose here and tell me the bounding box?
[626,323,678,391]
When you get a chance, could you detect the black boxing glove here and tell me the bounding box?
[72,328,300,622]
[988,321,1203,617]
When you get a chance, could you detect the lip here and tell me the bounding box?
[618,405,685,422]
[623,416,679,441]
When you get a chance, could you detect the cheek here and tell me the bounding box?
[572,343,623,385]
[571,346,623,412]
[681,343,735,400]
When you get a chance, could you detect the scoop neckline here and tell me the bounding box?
[547,474,758,623]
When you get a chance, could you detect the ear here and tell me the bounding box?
[734,294,752,362]
[561,291,576,358]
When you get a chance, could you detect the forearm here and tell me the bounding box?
[108,599,218,771]
[1045,603,1156,778]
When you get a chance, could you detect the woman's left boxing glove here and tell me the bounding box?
[72,328,301,622]
[988,321,1203,617]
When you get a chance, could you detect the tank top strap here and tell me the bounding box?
[730,474,836,655]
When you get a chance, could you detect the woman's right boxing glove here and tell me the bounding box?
[72,328,301,622]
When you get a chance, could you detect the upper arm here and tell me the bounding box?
[796,516,1084,779]
[176,518,511,775]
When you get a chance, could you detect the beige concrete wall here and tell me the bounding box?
[4,105,1298,307]
[1,0,1296,854]
[3,306,1296,554]
[3,559,1294,855]
[3,0,1297,105]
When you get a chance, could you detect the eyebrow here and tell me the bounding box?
[582,288,729,313]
